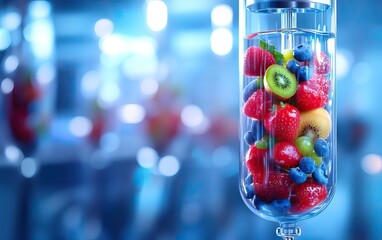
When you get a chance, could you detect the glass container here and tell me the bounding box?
[239,0,336,239]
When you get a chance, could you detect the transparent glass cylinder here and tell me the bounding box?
[239,0,336,238]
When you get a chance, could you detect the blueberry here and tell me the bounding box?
[244,131,256,145]
[289,168,307,184]
[293,44,313,62]
[286,59,300,74]
[314,138,329,157]
[299,157,316,174]
[243,79,259,102]
[313,167,328,185]
[270,199,291,214]
[251,120,265,141]
[245,173,253,185]
[296,66,313,82]
[244,183,255,199]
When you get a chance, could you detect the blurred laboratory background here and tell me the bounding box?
[0,0,381,239]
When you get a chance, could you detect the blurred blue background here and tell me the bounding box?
[0,0,380,239]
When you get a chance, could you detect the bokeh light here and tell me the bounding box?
[210,28,233,56]
[1,11,22,31]
[3,55,19,73]
[336,49,353,79]
[181,105,204,128]
[0,28,11,51]
[1,78,14,94]
[100,132,120,152]
[361,154,382,175]
[69,116,93,137]
[146,0,168,32]
[36,63,55,85]
[211,4,233,27]
[140,78,159,96]
[28,1,51,18]
[21,157,38,178]
[81,70,101,97]
[137,147,159,169]
[94,18,114,38]
[158,155,180,177]
[98,82,121,106]
[118,104,146,124]
[4,145,23,164]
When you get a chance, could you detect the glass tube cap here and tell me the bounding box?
[246,0,331,12]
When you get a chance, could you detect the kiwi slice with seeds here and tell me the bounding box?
[298,108,331,140]
[264,64,297,100]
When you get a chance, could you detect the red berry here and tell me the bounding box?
[264,103,300,142]
[310,73,331,95]
[295,81,328,111]
[244,46,276,77]
[313,52,331,74]
[243,89,273,120]
[290,179,327,213]
[254,170,294,202]
[273,142,302,168]
[246,145,267,178]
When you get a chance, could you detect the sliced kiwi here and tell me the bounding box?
[264,64,297,100]
[298,108,331,140]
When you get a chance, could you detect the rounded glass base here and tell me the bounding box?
[276,223,301,239]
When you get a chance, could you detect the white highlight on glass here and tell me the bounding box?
[158,155,180,177]
[181,105,204,128]
[5,145,23,163]
[146,0,168,32]
[0,28,11,51]
[352,62,371,86]
[210,28,233,56]
[100,132,120,152]
[28,1,51,18]
[69,116,93,137]
[2,11,22,31]
[137,147,159,169]
[81,70,101,96]
[140,78,159,96]
[3,55,19,73]
[94,18,114,38]
[211,4,233,27]
[36,63,55,85]
[1,78,14,94]
[21,157,38,178]
[361,154,382,175]
[118,104,146,124]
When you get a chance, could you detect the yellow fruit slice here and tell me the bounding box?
[297,108,331,140]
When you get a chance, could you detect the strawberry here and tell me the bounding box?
[295,80,328,111]
[243,89,273,120]
[246,145,267,178]
[313,52,331,74]
[290,178,327,213]
[273,142,302,168]
[244,46,276,77]
[254,170,294,202]
[264,103,300,142]
[310,73,331,95]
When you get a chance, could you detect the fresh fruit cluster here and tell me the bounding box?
[242,40,333,215]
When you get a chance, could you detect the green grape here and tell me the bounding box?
[309,152,323,166]
[294,136,314,156]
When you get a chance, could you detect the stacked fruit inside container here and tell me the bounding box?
[242,39,333,215]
